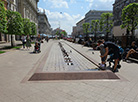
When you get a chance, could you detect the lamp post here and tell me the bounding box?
[59,12,62,29]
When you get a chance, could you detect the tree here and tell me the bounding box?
[6,10,23,47]
[100,12,113,41]
[60,30,67,37]
[121,3,138,41]
[91,20,100,42]
[56,31,60,38]
[30,22,37,35]
[23,18,31,35]
[83,23,90,41]
[0,0,7,33]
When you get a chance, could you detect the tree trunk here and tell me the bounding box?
[94,32,96,42]
[126,28,129,46]
[105,32,109,41]
[11,34,15,47]
[85,32,89,41]
[131,28,135,42]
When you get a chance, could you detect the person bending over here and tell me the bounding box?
[97,40,120,72]
[97,40,106,69]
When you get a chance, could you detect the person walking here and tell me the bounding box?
[21,34,26,49]
[36,34,42,51]
[26,35,31,50]
[45,36,49,42]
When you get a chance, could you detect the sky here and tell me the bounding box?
[38,0,115,34]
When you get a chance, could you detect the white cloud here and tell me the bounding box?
[99,0,114,3]
[70,0,76,3]
[48,0,69,8]
[85,0,94,9]
[39,8,84,34]
[38,7,43,12]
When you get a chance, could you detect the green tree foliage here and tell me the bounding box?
[7,10,23,35]
[83,23,90,40]
[83,23,90,34]
[0,0,7,33]
[23,18,31,35]
[60,30,67,37]
[100,12,113,40]
[30,22,37,35]
[121,3,138,39]
[6,10,23,46]
[91,20,100,42]
[56,31,60,36]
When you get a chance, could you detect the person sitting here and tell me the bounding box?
[78,38,83,44]
[125,41,138,60]
[34,42,40,53]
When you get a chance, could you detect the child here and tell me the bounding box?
[97,40,106,69]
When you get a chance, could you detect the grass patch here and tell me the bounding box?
[31,42,35,44]
[0,44,22,50]
[13,46,22,49]
[0,51,6,53]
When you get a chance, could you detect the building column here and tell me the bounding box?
[18,0,24,18]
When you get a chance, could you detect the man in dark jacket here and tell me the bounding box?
[98,40,120,72]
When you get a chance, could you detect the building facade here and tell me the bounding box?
[84,10,112,37]
[0,0,39,42]
[18,0,39,25]
[85,10,112,24]
[7,0,18,11]
[76,19,85,37]
[7,0,18,42]
[38,11,51,35]
[113,0,138,39]
[71,26,77,38]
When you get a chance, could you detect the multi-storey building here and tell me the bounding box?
[0,0,39,42]
[76,19,85,37]
[0,0,19,42]
[71,26,77,38]
[85,10,112,37]
[113,0,138,39]
[72,19,84,38]
[7,0,18,11]
[38,11,51,35]
[18,0,39,25]
[6,0,18,42]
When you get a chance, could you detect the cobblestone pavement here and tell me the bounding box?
[42,41,97,72]
[0,39,138,102]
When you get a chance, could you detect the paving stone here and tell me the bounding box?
[0,40,138,102]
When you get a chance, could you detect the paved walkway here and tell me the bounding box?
[0,41,22,50]
[0,39,138,102]
[42,41,97,72]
